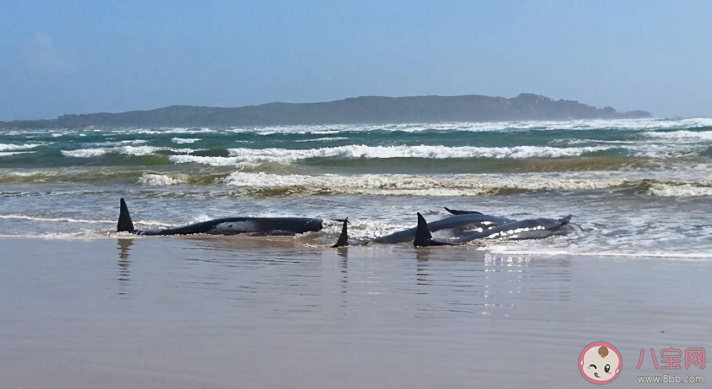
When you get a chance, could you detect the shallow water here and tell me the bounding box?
[1,187,711,258]
[2,118,712,257]
[0,239,709,388]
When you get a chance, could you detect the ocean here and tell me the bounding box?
[1,117,712,257]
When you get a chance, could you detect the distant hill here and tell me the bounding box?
[0,93,651,129]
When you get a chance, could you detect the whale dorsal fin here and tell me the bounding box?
[444,207,483,215]
[559,215,572,225]
[415,212,458,247]
[332,218,349,247]
[118,198,135,233]
[414,212,434,247]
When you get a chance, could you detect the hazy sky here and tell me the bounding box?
[0,0,710,120]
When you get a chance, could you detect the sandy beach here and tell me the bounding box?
[1,237,709,388]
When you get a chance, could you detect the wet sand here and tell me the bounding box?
[0,237,710,388]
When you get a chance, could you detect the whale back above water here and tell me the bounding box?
[451,215,573,243]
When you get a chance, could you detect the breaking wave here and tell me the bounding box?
[183,117,712,134]
[62,146,200,158]
[169,145,611,166]
[0,142,47,151]
[137,173,186,186]
[62,148,107,158]
[294,137,350,143]
[220,171,630,196]
[171,137,201,144]
[643,130,712,141]
[0,151,36,157]
[218,171,712,197]
[638,179,712,197]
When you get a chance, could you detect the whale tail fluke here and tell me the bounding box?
[118,198,135,233]
[415,212,456,247]
[332,218,349,248]
[444,207,483,215]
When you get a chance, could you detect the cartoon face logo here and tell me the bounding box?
[579,342,622,384]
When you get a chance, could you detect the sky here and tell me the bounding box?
[0,0,710,121]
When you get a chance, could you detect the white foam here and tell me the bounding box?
[137,173,185,186]
[6,171,44,177]
[171,137,201,144]
[170,155,239,166]
[646,182,712,197]
[294,137,350,143]
[192,118,712,135]
[0,214,170,227]
[61,148,107,158]
[0,214,114,224]
[220,171,631,196]
[219,145,611,165]
[0,143,46,151]
[487,247,712,260]
[215,165,712,197]
[626,144,708,158]
[61,146,199,158]
[118,145,164,156]
[135,127,215,134]
[644,130,712,141]
[1,151,36,157]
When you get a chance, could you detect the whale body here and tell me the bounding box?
[451,215,573,243]
[411,213,575,247]
[372,213,514,244]
[117,198,323,236]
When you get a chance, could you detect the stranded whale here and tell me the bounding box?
[444,206,583,236]
[410,213,574,247]
[372,213,513,244]
[450,215,573,243]
[117,198,324,236]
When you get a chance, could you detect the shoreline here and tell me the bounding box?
[2,235,712,261]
